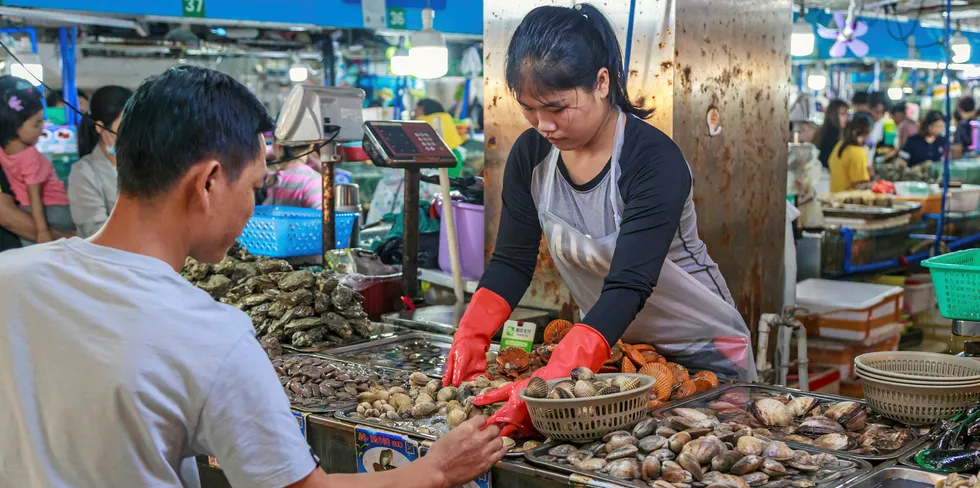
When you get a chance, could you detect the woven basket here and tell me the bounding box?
[518,373,654,442]
[855,351,980,382]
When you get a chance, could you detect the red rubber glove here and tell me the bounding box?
[473,324,611,438]
[443,288,512,387]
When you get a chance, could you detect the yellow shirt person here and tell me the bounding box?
[828,141,870,192]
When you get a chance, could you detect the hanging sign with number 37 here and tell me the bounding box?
[183,0,205,18]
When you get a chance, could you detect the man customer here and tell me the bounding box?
[0,66,506,488]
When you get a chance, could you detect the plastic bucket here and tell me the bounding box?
[434,197,485,281]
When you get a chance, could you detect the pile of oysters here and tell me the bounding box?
[670,389,928,456]
[523,367,642,399]
[182,245,374,349]
[534,415,863,487]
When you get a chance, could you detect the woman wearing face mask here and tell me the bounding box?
[68,85,133,238]
[442,4,754,438]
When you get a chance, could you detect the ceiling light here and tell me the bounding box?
[807,73,827,91]
[390,37,411,76]
[791,19,815,57]
[887,86,903,101]
[10,54,42,86]
[409,8,448,79]
[289,64,308,83]
[897,60,940,69]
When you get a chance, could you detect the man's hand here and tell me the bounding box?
[35,229,52,243]
[425,415,507,487]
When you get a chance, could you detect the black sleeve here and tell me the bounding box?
[582,121,692,344]
[0,166,11,196]
[477,130,546,308]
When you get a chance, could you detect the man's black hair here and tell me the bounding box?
[416,99,445,116]
[46,88,88,107]
[851,92,870,107]
[116,66,274,198]
[891,102,907,116]
[959,97,977,114]
[867,91,890,111]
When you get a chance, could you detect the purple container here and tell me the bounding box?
[434,196,485,281]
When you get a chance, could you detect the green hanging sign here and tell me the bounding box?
[386,7,406,29]
[182,0,206,18]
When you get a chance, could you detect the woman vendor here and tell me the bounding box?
[442,3,754,438]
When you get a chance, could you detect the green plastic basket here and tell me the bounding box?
[922,249,980,321]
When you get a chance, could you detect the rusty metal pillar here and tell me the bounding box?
[484,0,791,332]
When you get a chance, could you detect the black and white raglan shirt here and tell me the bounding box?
[479,115,734,344]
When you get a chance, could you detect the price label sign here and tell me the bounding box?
[387,7,406,29]
[500,320,536,353]
[355,426,418,473]
[291,410,308,438]
[182,0,205,18]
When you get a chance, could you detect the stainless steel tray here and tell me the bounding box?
[650,383,934,462]
[820,201,922,220]
[848,462,969,488]
[275,354,412,414]
[281,323,412,354]
[319,332,455,377]
[524,442,872,488]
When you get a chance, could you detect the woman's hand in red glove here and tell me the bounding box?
[443,289,512,387]
[473,324,611,438]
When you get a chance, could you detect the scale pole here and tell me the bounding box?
[322,144,337,263]
[403,168,421,299]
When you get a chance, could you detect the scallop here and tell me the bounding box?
[524,377,549,398]
[573,380,597,398]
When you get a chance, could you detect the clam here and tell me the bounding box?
[501,437,516,450]
[605,458,640,480]
[736,436,767,456]
[761,481,794,488]
[574,458,607,471]
[642,456,662,480]
[523,440,542,451]
[603,430,632,442]
[761,458,788,477]
[653,482,676,488]
[823,401,866,431]
[741,472,770,487]
[683,435,727,464]
[706,474,751,488]
[606,444,639,461]
[639,434,669,453]
[658,426,680,437]
[669,431,693,452]
[548,444,577,457]
[813,433,856,451]
[712,451,745,473]
[662,469,695,484]
[633,418,658,438]
[762,441,794,461]
[749,398,792,427]
[524,377,549,399]
[606,433,638,452]
[794,416,844,437]
[409,372,429,387]
[415,392,435,405]
[613,375,641,391]
[570,366,596,382]
[730,455,763,475]
[787,397,820,418]
[447,408,466,427]
[549,383,575,399]
[573,380,597,398]
[674,408,711,422]
[567,450,594,464]
[597,386,621,396]
[411,402,437,418]
[783,435,813,445]
[654,448,678,461]
[677,452,704,481]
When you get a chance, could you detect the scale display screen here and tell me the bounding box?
[362,121,457,169]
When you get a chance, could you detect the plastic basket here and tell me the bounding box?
[854,351,980,382]
[859,374,980,425]
[518,373,654,442]
[238,206,358,258]
[922,249,980,321]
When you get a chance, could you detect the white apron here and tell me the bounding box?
[538,112,757,381]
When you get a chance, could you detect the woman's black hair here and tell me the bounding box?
[838,112,873,158]
[816,99,848,144]
[918,110,946,138]
[78,85,133,157]
[505,3,652,119]
[416,99,445,116]
[0,75,44,148]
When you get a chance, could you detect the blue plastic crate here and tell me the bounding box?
[238,206,358,258]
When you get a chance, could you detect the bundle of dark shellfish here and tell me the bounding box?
[181,245,374,349]
[662,389,928,457]
[522,367,644,399]
[534,415,864,486]
[272,354,411,411]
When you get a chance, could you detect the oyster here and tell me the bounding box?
[278,270,315,291]
[331,284,356,308]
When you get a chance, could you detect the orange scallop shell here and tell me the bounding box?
[641,350,662,364]
[599,364,619,374]
[692,370,719,390]
[673,379,697,400]
[657,356,667,365]
[638,363,674,401]
[621,344,647,367]
[632,344,657,353]
[496,347,531,375]
[668,362,690,383]
[608,347,624,365]
[621,357,637,374]
[544,319,574,345]
[648,399,666,410]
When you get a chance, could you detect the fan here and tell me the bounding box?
[817,10,869,58]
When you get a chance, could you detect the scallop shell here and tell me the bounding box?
[496,347,531,376]
[673,379,697,400]
[638,363,675,401]
[573,379,597,398]
[642,350,662,364]
[597,385,621,396]
[599,364,620,374]
[621,357,637,373]
[633,343,657,353]
[525,376,549,398]
[543,319,574,345]
[692,370,719,390]
[668,363,690,383]
[570,366,596,382]
[621,343,648,366]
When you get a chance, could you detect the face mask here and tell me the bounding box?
[106,144,116,156]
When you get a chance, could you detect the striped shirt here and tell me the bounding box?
[264,164,322,209]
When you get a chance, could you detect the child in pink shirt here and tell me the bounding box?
[0,76,72,244]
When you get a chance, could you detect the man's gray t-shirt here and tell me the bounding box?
[0,238,315,488]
